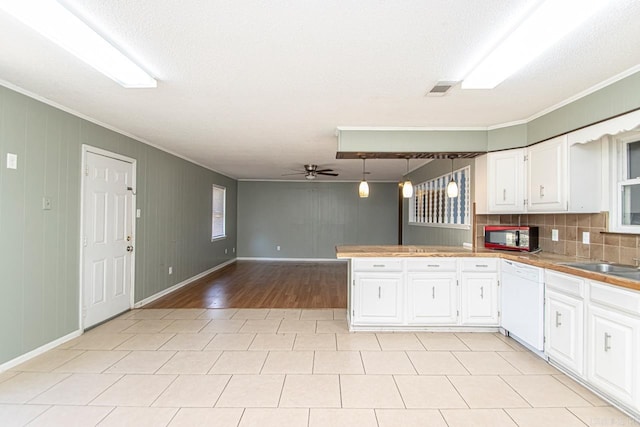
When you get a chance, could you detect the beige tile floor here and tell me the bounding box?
[1,308,639,426]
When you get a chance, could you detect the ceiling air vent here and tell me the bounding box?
[426,81,458,97]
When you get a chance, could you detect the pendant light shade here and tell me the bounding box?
[359,180,370,198]
[447,157,459,198]
[447,179,459,198]
[359,158,369,198]
[402,158,413,198]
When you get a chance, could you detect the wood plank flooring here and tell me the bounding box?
[145,260,348,309]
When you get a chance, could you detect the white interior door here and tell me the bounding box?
[82,150,135,328]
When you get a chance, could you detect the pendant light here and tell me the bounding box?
[402,158,413,198]
[359,158,369,198]
[447,156,459,198]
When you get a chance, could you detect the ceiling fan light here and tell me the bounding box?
[359,180,369,198]
[447,179,459,198]
[402,180,413,198]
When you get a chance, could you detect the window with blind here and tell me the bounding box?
[409,165,471,228]
[212,185,226,240]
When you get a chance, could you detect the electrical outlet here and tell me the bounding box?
[276,245,281,251]
[582,232,590,245]
[42,197,52,210]
[551,229,558,241]
[168,266,173,275]
[6,153,17,169]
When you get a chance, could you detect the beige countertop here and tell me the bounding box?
[335,245,640,292]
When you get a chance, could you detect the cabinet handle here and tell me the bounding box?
[432,286,435,299]
[373,264,385,268]
[503,188,506,201]
[539,185,544,197]
[378,286,381,299]
[475,264,488,268]
[604,333,611,352]
[480,286,484,299]
[427,264,440,268]
[555,311,562,327]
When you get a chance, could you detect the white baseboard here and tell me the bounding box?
[237,257,346,262]
[134,258,237,308]
[0,329,82,373]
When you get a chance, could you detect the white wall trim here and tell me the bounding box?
[133,258,237,308]
[237,257,346,262]
[0,79,235,180]
[0,330,82,373]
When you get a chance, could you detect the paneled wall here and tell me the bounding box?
[0,85,237,365]
[237,181,398,259]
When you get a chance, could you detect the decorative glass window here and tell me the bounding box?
[212,185,226,240]
[409,165,471,227]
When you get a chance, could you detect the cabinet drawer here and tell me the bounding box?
[545,270,585,298]
[461,258,498,272]
[353,258,403,272]
[407,258,457,272]
[589,281,640,316]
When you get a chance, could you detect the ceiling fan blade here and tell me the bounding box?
[281,172,305,176]
[315,169,334,173]
[317,172,339,176]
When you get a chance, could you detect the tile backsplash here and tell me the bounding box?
[475,213,640,265]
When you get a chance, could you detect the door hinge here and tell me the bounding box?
[498,310,501,318]
[456,280,459,286]
[524,199,528,205]
[84,166,89,176]
[83,236,88,247]
[352,309,355,317]
[497,280,500,287]
[456,310,459,317]
[543,336,546,344]
[352,279,355,287]
[524,154,528,161]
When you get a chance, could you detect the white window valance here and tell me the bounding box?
[568,109,640,146]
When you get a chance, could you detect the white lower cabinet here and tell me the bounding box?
[586,281,640,409]
[545,289,584,376]
[407,273,458,325]
[460,272,499,325]
[544,270,585,376]
[352,272,403,325]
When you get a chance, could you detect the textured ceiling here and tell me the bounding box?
[1,0,639,180]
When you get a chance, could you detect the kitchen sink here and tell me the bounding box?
[562,262,639,274]
[610,271,640,281]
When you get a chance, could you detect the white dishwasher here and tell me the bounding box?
[501,259,544,354]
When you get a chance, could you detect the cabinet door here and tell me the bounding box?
[353,273,403,324]
[407,273,458,325]
[527,135,567,211]
[587,304,639,406]
[461,272,499,325]
[487,149,525,213]
[545,290,584,376]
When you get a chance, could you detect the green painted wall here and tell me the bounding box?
[0,85,237,365]
[528,71,640,144]
[237,181,398,258]
[487,124,527,151]
[402,159,474,247]
[338,129,488,153]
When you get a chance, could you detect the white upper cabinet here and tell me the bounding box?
[487,149,525,212]
[527,135,567,211]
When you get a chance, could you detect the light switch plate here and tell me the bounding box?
[136,209,141,218]
[6,153,17,169]
[582,231,590,244]
[551,229,559,241]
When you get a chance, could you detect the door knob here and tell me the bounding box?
[126,245,134,252]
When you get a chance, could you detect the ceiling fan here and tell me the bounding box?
[282,164,339,180]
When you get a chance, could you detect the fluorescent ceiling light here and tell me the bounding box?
[0,0,157,88]
[462,0,611,89]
